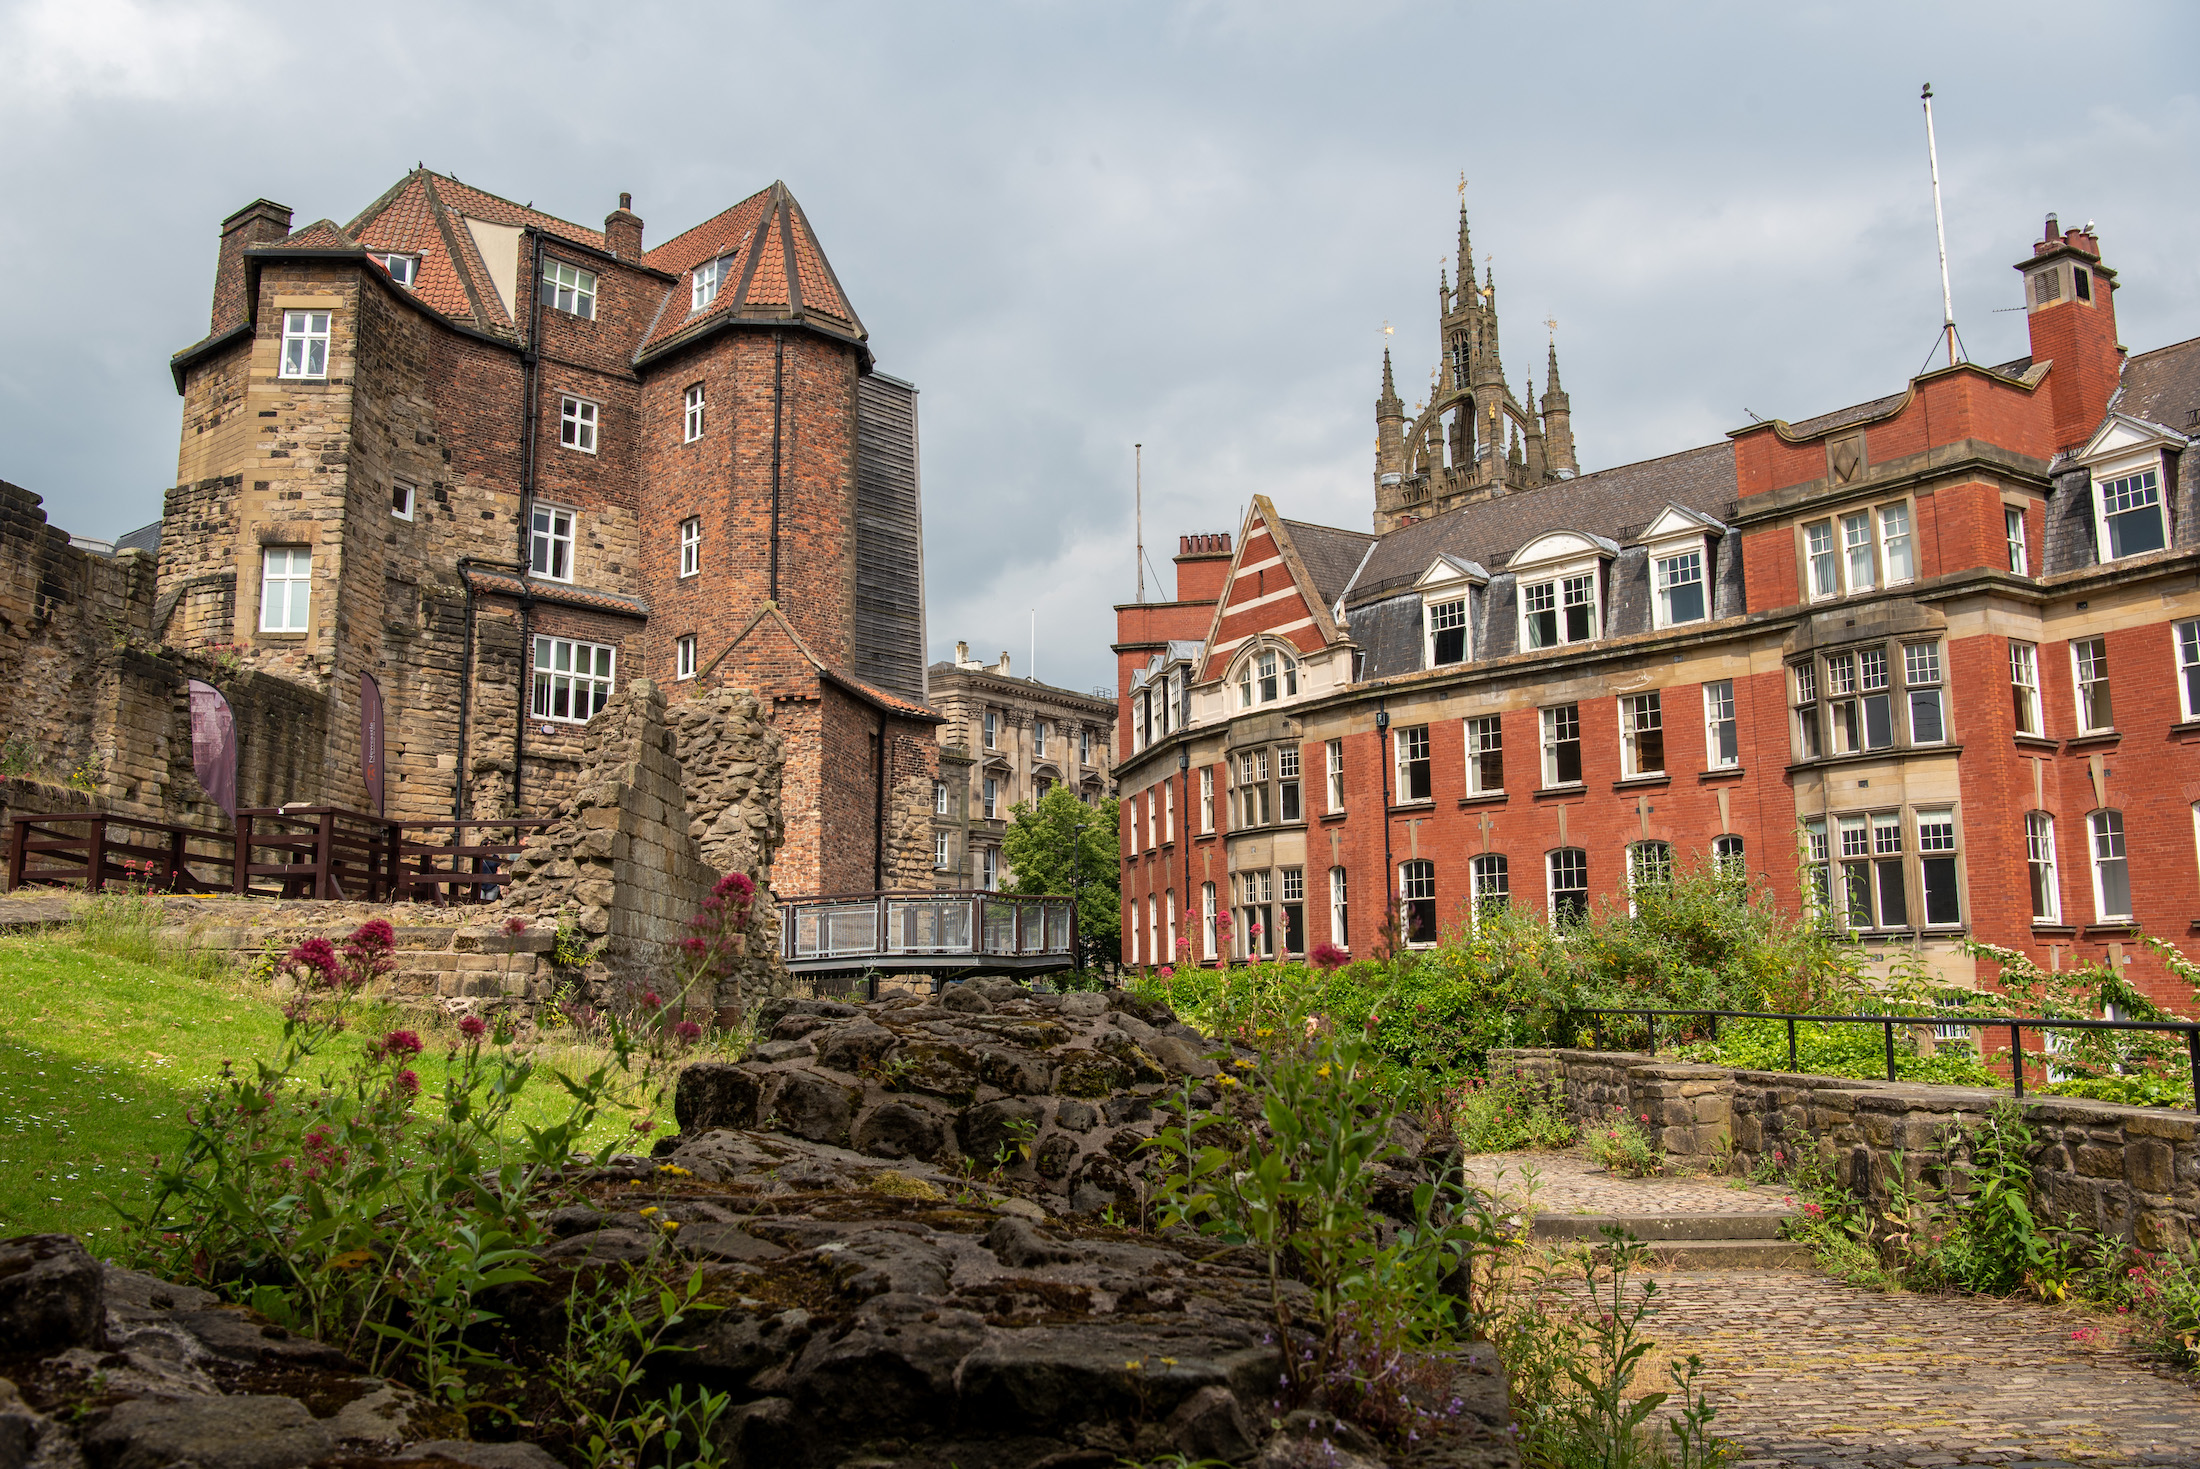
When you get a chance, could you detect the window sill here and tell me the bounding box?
[1533,783,1587,801]
[2030,923,2077,937]
[1388,800,1437,815]
[1784,744,1964,776]
[2013,734,2061,752]
[255,631,309,642]
[2065,731,2120,750]
[1698,765,1745,781]
[1613,774,1671,791]
[1319,810,1348,824]
[2171,720,2200,741]
[1457,791,1508,807]
[2083,922,2138,939]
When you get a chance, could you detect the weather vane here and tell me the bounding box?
[1544,317,1558,340]
[1458,171,1467,196]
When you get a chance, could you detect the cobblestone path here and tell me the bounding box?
[1466,1151,2200,1467]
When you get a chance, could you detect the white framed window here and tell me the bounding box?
[1918,809,1961,926]
[1201,881,1218,960]
[1325,738,1345,812]
[1842,511,1876,591]
[1395,725,1431,802]
[1278,745,1301,822]
[1470,853,1509,927]
[1238,752,1269,828]
[984,777,1001,821]
[2026,812,2060,923]
[678,517,701,577]
[1464,715,1503,794]
[278,310,330,379]
[2089,809,2131,920]
[2006,506,2029,574]
[1235,645,1300,707]
[1802,818,1830,915]
[1654,547,1707,627]
[1626,840,1674,912]
[692,257,722,312]
[1199,766,1214,832]
[1522,572,1598,649]
[1035,722,1050,757]
[1163,782,1174,841]
[259,546,312,632]
[1703,681,1738,768]
[983,710,998,749]
[1145,790,1157,848]
[1904,641,1945,745]
[1147,897,1159,967]
[1792,661,1822,760]
[391,481,415,521]
[529,504,575,580]
[1426,596,1469,665]
[1541,704,1582,787]
[1079,727,1094,766]
[1805,520,1839,600]
[542,259,596,319]
[531,636,615,723]
[934,831,951,869]
[559,396,598,453]
[1547,848,1588,923]
[2073,637,2113,734]
[2010,641,2042,735]
[1620,692,1665,778]
[982,847,998,891]
[1132,691,1149,753]
[1327,866,1347,951]
[2175,620,2200,722]
[1837,813,1909,931]
[1879,504,1915,585]
[1399,859,1437,946]
[377,253,418,287]
[1279,867,1303,954]
[1712,833,1745,876]
[683,383,706,443]
[675,634,696,680]
[2097,465,2166,560]
[933,779,950,816]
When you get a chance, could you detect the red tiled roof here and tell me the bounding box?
[461,569,650,619]
[282,219,357,250]
[636,182,864,361]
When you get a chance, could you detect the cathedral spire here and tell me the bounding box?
[1546,338,1564,395]
[1379,345,1401,410]
[1456,202,1473,292]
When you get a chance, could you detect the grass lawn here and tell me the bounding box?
[0,926,689,1246]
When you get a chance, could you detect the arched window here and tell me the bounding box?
[1234,643,1300,709]
[1626,841,1674,915]
[1470,853,1509,928]
[1547,848,1588,923]
[1398,859,1437,946]
[1711,834,1745,876]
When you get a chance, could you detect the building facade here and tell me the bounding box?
[929,642,1115,890]
[157,171,939,896]
[1114,206,2200,1023]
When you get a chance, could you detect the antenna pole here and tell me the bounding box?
[1135,443,1145,604]
[1922,83,1958,367]
[1030,608,1036,682]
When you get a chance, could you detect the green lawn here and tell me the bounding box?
[0,929,676,1244]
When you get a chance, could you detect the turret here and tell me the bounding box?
[1373,348,1408,529]
[1522,379,1547,481]
[1542,339,1578,478]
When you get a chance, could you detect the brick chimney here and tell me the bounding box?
[211,199,292,335]
[2018,215,2122,453]
[604,192,644,258]
[1172,532,1235,604]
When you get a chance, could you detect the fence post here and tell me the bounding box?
[1708,1012,1719,1044]
[167,824,186,893]
[1883,1018,1896,1082]
[6,815,25,892]
[315,811,336,899]
[1787,1017,1798,1073]
[1645,1010,1656,1056]
[232,813,250,895]
[2188,1028,2199,1121]
[2010,1022,2025,1101]
[88,816,109,893]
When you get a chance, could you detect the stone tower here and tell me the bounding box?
[1371,198,1582,533]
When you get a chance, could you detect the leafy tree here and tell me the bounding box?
[1001,787,1120,961]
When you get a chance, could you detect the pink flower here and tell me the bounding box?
[1310,942,1349,972]
[672,1020,703,1044]
[383,1029,424,1057]
[1159,966,1175,979]
[392,1068,420,1096]
[457,1015,488,1041]
[641,991,663,1011]
[679,936,707,955]
[714,871,756,901]
[286,937,339,986]
[502,915,529,936]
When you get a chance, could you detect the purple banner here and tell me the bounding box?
[360,673,385,815]
[186,679,237,819]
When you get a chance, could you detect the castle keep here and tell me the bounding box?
[138,172,939,894]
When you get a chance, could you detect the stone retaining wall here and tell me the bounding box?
[1494,1047,2200,1250]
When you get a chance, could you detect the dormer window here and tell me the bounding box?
[1654,548,1705,627]
[2099,465,2166,558]
[1426,598,1468,665]
[1413,554,1488,668]
[692,257,723,312]
[1235,645,1298,708]
[1508,532,1614,651]
[377,254,419,287]
[2074,416,2182,565]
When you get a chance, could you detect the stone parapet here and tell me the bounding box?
[1494,1047,2200,1251]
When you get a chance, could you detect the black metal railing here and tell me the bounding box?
[1581,1006,2200,1106]
[777,889,1078,967]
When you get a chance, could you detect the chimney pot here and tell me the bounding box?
[619,191,632,210]
[2045,213,2059,241]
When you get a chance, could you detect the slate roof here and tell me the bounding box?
[2110,333,2200,432]
[1280,519,1377,609]
[1344,440,1737,609]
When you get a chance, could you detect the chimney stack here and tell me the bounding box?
[604,192,644,258]
[211,199,293,334]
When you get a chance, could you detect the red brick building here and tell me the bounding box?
[1114,207,2200,1018]
[159,171,938,894]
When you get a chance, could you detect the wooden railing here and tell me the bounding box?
[6,809,550,905]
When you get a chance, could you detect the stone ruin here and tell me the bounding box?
[0,986,1519,1469]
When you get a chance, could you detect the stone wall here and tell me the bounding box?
[500,680,786,1017]
[1495,1047,2200,1250]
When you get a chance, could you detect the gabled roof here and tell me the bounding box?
[637,182,866,364]
[1197,497,1355,680]
[1280,518,1378,608]
[706,603,939,722]
[2109,333,2200,435]
[2073,409,2192,464]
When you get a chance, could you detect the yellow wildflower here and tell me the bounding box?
[1218,1075,1238,1088]
[657,1163,692,1177]
[639,1205,659,1217]
[1233,1058,1255,1070]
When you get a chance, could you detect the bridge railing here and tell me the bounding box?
[782,889,1078,966]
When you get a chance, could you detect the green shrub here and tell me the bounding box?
[1585,1117,1663,1178]
[1450,1070,1576,1153]
[2036,1072,2195,1109]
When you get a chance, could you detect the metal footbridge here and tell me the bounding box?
[778,889,1079,982]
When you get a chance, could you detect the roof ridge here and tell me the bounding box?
[2123,330,2200,365]
[641,183,778,270]
[428,171,600,244]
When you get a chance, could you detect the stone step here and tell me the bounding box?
[1531,1210,1794,1242]
[1638,1237,1814,1269]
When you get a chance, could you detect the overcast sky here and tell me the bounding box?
[4,0,2195,696]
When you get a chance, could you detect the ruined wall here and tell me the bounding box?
[1496,1047,2200,1252]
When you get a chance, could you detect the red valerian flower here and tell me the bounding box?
[1310,942,1349,972]
[392,1068,420,1096]
[286,937,340,986]
[641,991,663,1011]
[502,915,529,936]
[457,1015,488,1040]
[382,1029,424,1057]
[672,1020,703,1044]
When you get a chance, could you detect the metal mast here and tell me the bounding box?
[1922,83,1959,367]
[1134,443,1145,603]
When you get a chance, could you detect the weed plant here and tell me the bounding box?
[1584,1117,1664,1178]
[1447,1070,1576,1154]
